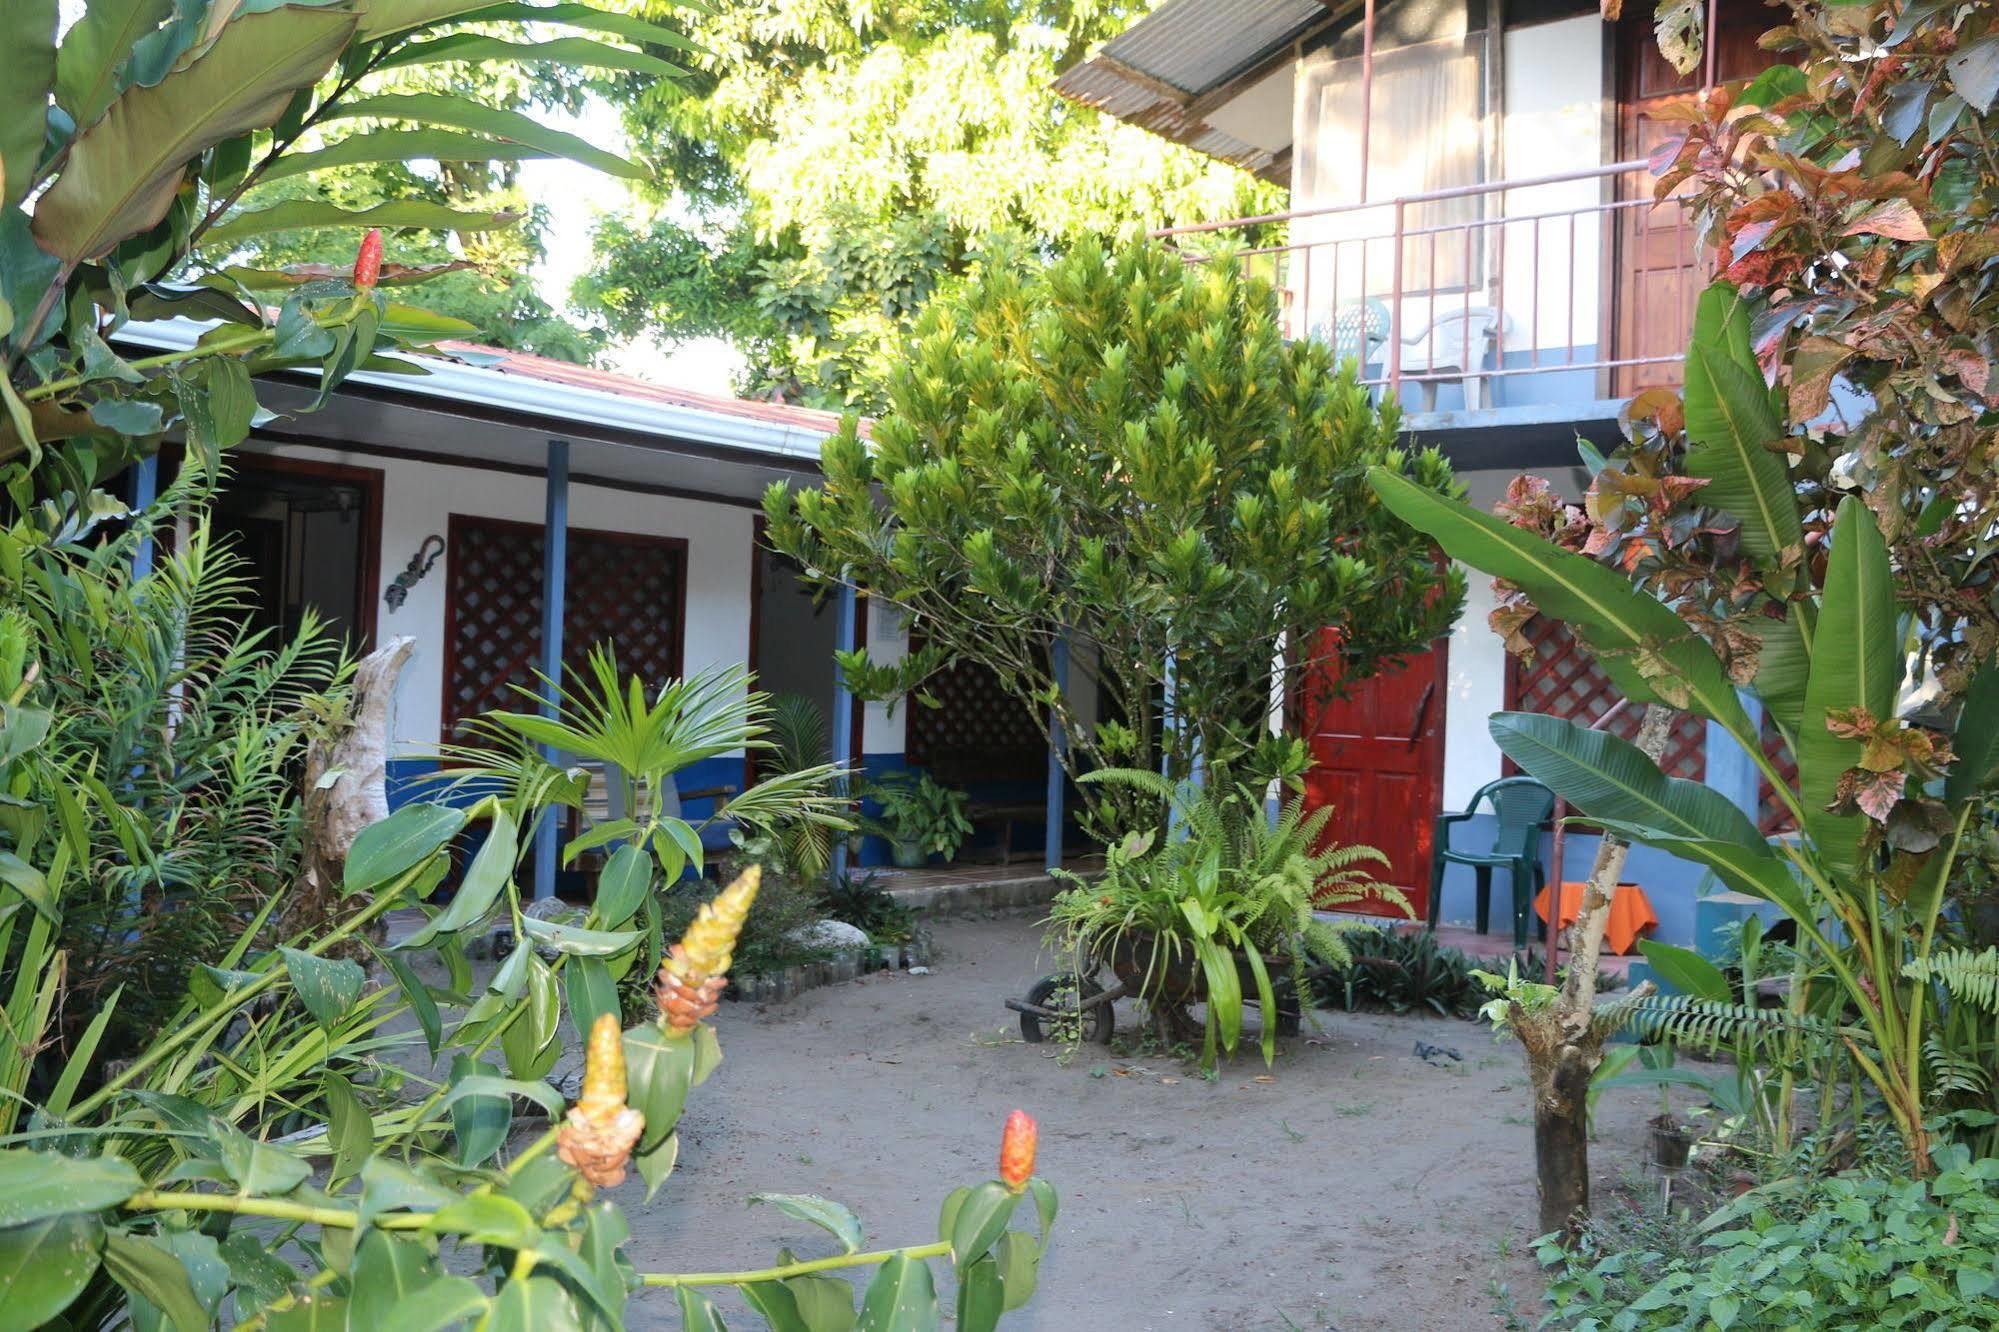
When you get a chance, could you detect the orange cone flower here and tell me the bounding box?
[999,1109,1037,1193]
[656,866,760,1036]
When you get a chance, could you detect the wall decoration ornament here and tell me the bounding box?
[384,533,444,612]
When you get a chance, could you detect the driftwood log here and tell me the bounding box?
[282,636,416,953]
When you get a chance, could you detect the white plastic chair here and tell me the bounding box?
[1397,307,1511,411]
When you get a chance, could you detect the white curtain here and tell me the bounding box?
[1293,31,1484,342]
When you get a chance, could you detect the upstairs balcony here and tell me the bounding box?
[1152,159,1702,473]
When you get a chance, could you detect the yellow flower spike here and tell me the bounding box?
[576,1011,629,1121]
[666,865,761,982]
[557,1013,645,1188]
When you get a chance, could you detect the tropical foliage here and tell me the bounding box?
[0,0,686,490]
[1541,1145,1999,1330]
[1377,278,1999,1174]
[765,240,1464,813]
[1045,770,1399,1069]
[0,845,1055,1328]
[863,772,975,864]
[1626,0,1999,700]
[575,0,1277,409]
[0,462,349,1059]
[0,592,1051,1325]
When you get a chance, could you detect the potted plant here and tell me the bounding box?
[864,773,974,867]
[1044,772,1404,1066]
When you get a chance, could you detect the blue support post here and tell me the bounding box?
[533,439,570,900]
[130,456,159,578]
[829,583,859,880]
[1045,636,1069,873]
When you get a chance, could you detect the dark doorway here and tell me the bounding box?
[212,455,382,653]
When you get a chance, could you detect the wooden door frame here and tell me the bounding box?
[225,450,386,652]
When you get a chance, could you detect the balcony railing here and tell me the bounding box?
[1150,160,1700,419]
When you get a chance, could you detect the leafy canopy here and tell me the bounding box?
[765,239,1465,811]
[576,0,1280,408]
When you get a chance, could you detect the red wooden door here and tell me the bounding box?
[1299,631,1448,921]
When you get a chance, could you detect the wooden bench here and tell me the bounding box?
[965,799,1054,865]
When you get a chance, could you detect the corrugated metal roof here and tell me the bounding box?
[1053,0,1336,178]
[1100,0,1326,95]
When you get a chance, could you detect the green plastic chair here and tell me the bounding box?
[1430,777,1555,948]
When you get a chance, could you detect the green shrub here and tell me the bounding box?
[660,868,830,983]
[1306,930,1626,1021]
[818,871,918,945]
[1312,928,1487,1019]
[1541,1147,1999,1330]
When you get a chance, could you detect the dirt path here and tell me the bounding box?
[613,913,1653,1331]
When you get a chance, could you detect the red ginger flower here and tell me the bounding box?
[352,228,383,289]
[999,1109,1037,1193]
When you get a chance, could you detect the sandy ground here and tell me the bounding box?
[603,913,1655,1331]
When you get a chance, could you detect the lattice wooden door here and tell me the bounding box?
[905,651,1047,785]
[443,516,687,737]
[1505,615,1707,780]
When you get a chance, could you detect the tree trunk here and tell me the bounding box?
[283,636,415,954]
[1511,704,1673,1240]
[1531,1042,1597,1234]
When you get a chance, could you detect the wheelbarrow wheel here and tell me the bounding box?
[1272,976,1303,1038]
[1019,974,1115,1045]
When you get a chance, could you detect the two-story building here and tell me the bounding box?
[1057,0,1780,949]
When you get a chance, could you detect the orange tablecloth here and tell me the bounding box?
[1534,881,1659,956]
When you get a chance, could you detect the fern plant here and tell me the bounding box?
[9,467,349,1054]
[1905,947,1999,1150]
[1044,769,1405,1067]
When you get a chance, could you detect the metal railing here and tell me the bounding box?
[1151,159,1700,417]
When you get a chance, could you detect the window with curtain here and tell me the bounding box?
[1292,0,1486,307]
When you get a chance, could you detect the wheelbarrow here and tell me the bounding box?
[1006,932,1309,1045]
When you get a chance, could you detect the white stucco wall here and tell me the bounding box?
[1441,569,1510,812]
[252,441,756,760]
[1439,464,1592,808]
[252,440,911,762]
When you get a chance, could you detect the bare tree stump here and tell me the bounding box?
[283,636,416,954]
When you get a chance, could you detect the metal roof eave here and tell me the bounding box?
[111,319,839,467]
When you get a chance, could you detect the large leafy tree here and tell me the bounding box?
[577,0,1280,409]
[764,240,1465,819]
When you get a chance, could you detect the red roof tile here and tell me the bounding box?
[431,339,863,437]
